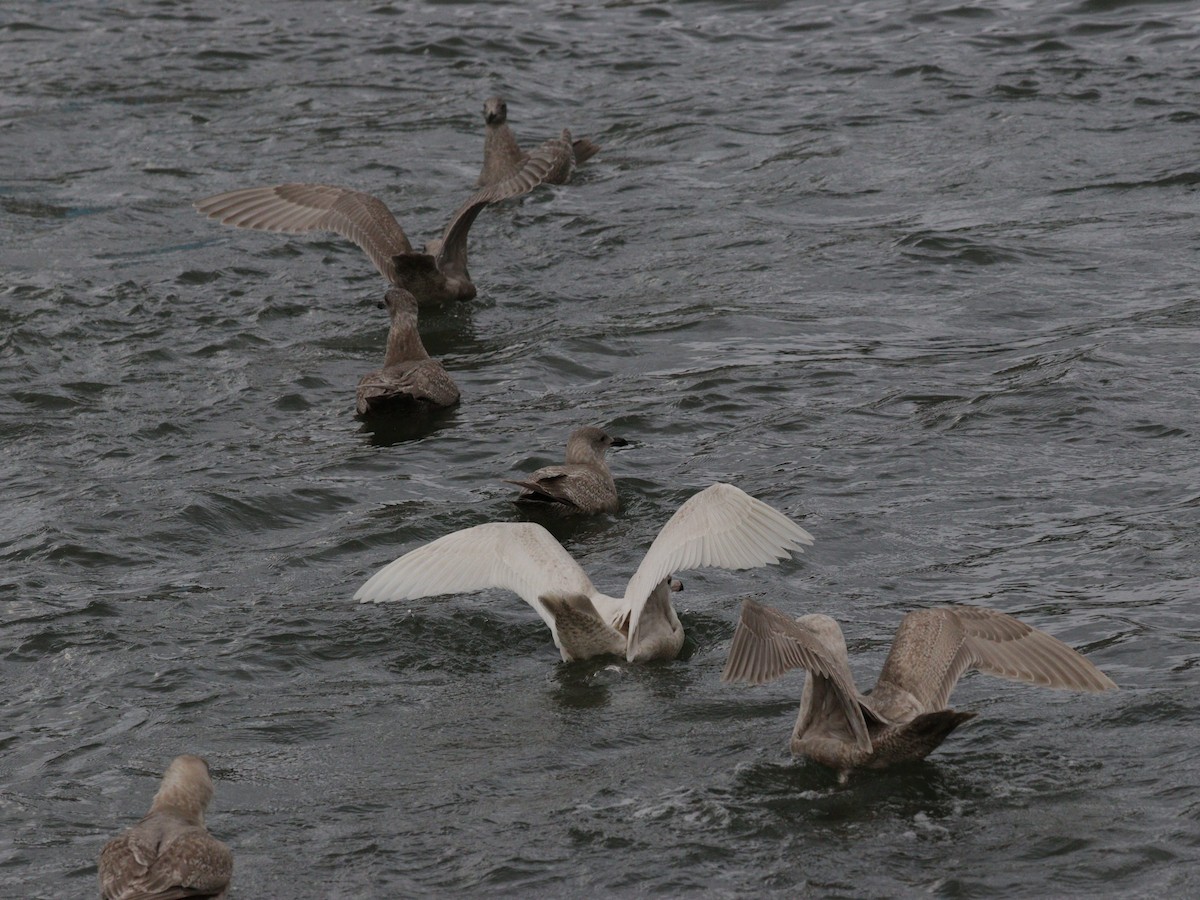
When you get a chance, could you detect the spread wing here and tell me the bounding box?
[877,606,1119,714]
[194,183,413,283]
[433,140,581,277]
[721,598,871,752]
[623,483,813,649]
[536,130,577,186]
[354,523,596,636]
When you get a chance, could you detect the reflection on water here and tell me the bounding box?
[359,405,461,447]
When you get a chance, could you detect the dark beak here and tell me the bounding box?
[610,437,630,448]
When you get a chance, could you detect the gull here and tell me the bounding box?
[98,755,233,900]
[194,141,573,306]
[505,426,628,515]
[477,96,600,188]
[722,598,1118,774]
[356,483,813,662]
[356,287,460,416]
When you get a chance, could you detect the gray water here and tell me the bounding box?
[2,0,1198,896]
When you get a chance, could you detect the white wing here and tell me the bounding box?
[623,484,814,646]
[354,523,596,637]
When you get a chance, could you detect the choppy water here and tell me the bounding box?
[3,0,1199,896]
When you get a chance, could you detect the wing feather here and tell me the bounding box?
[721,599,871,751]
[99,823,231,900]
[877,606,1118,713]
[433,138,578,275]
[354,523,596,635]
[623,484,813,643]
[195,183,413,282]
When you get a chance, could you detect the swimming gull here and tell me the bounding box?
[722,598,1118,775]
[505,426,628,514]
[356,483,813,662]
[194,143,573,306]
[477,96,600,188]
[356,287,460,416]
[98,754,233,900]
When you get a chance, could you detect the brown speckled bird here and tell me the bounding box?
[505,426,628,515]
[356,287,460,417]
[476,96,599,188]
[98,755,232,900]
[722,599,1118,777]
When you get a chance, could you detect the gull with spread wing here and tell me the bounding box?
[477,95,600,188]
[98,755,233,900]
[195,137,573,306]
[722,598,1118,775]
[356,483,813,663]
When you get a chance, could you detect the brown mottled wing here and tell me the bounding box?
[100,829,156,900]
[195,183,413,283]
[100,825,232,900]
[505,465,615,512]
[877,606,1118,714]
[722,598,871,751]
[356,360,460,415]
[434,137,578,277]
[504,472,577,508]
[494,131,575,194]
[538,130,577,186]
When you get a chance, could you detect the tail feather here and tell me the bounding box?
[391,253,446,299]
[540,593,625,660]
[897,710,977,761]
[572,138,600,166]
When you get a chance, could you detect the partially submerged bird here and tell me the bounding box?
[477,95,600,188]
[722,598,1118,775]
[356,483,813,663]
[505,426,628,515]
[98,754,233,900]
[195,143,572,306]
[356,287,460,416]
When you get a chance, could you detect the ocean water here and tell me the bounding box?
[2,0,1198,896]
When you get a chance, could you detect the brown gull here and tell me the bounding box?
[722,598,1118,775]
[98,754,233,900]
[505,426,628,515]
[477,95,600,188]
[356,286,460,416]
[356,483,813,663]
[194,142,572,307]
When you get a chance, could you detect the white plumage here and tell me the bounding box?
[355,483,814,662]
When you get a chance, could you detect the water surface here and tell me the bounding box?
[2,0,1198,896]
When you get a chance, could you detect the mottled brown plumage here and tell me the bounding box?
[98,755,232,900]
[722,599,1118,775]
[356,287,459,416]
[476,96,599,188]
[505,426,627,515]
[195,148,569,306]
